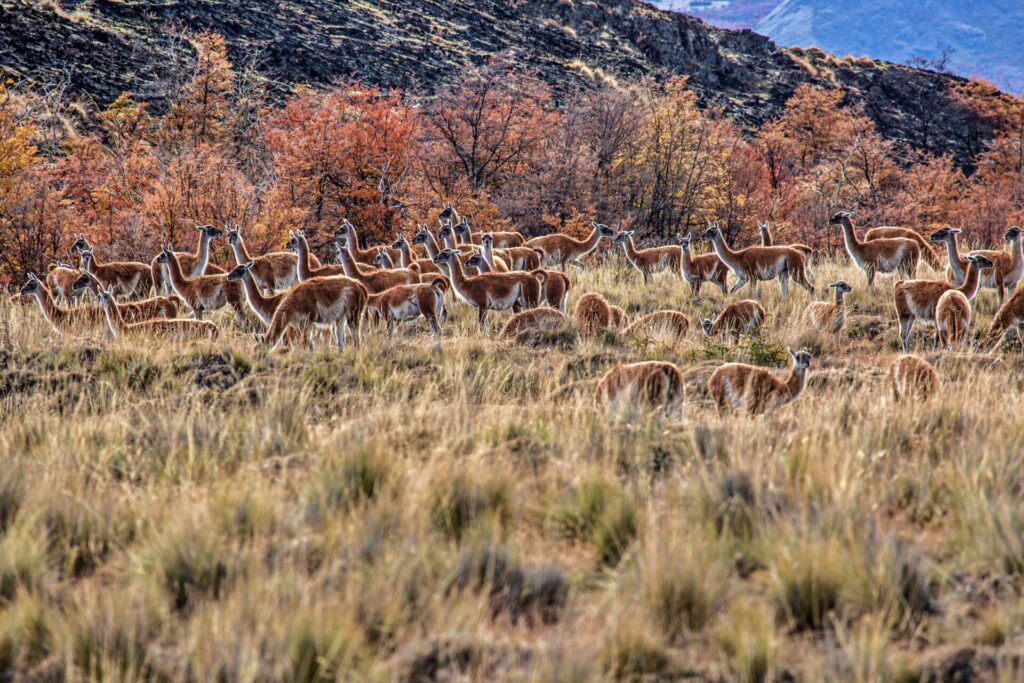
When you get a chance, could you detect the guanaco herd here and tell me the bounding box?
[14,205,1024,416]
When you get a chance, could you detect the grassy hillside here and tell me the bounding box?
[2,253,1023,680]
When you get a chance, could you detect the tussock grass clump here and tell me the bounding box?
[136,521,230,613]
[430,473,511,542]
[448,545,568,625]
[716,601,780,683]
[600,611,668,679]
[551,477,638,566]
[306,448,392,521]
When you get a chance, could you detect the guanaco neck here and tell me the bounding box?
[837,218,866,259]
[445,255,473,298]
[941,235,967,282]
[1010,235,1023,272]
[958,262,985,300]
[396,240,413,268]
[193,233,213,277]
[101,299,127,336]
[335,242,365,278]
[440,230,459,251]
[472,258,493,274]
[419,232,441,258]
[164,251,192,297]
[376,251,395,268]
[619,235,641,263]
[785,365,808,399]
[481,241,495,267]
[760,227,774,246]
[834,289,846,305]
[577,225,603,255]
[239,271,279,324]
[708,232,742,269]
[296,235,317,281]
[31,286,62,329]
[229,236,252,265]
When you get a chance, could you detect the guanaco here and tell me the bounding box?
[366,279,447,345]
[143,225,225,295]
[261,275,368,350]
[698,222,813,300]
[980,287,1024,350]
[596,361,685,408]
[699,300,765,342]
[890,354,938,402]
[829,211,919,287]
[524,223,616,271]
[931,226,1023,305]
[411,225,479,275]
[623,310,690,342]
[78,248,152,299]
[156,245,247,321]
[573,292,613,338]
[679,233,729,297]
[226,225,308,293]
[470,232,513,272]
[613,230,681,284]
[757,221,814,259]
[226,262,313,349]
[286,230,344,280]
[865,226,941,270]
[894,254,993,352]
[98,284,217,340]
[609,305,628,329]
[72,271,179,322]
[335,238,420,293]
[333,219,401,266]
[531,269,570,312]
[432,249,539,328]
[802,281,852,334]
[19,274,104,333]
[936,289,972,351]
[500,308,567,338]
[708,347,812,415]
[45,259,85,305]
[392,231,442,274]
[438,204,523,248]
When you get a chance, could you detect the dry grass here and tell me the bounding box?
[2,252,1024,680]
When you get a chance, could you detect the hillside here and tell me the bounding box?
[756,0,1024,93]
[0,0,998,165]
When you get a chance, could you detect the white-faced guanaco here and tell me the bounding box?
[707,347,811,415]
[226,225,307,293]
[156,245,246,321]
[19,274,104,333]
[613,229,681,284]
[894,254,992,352]
[596,361,686,408]
[679,233,729,297]
[98,284,218,340]
[890,354,938,402]
[699,300,765,342]
[524,223,616,271]
[261,275,368,351]
[72,271,179,322]
[698,222,813,300]
[802,281,852,333]
[828,211,919,287]
[432,248,539,328]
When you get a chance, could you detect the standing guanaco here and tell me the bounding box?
[78,248,152,299]
[698,222,813,300]
[930,226,1023,305]
[227,262,314,349]
[894,254,993,352]
[699,300,765,342]
[679,233,729,297]
[432,249,539,328]
[828,211,919,287]
[757,221,814,259]
[286,230,344,280]
[142,225,225,295]
[392,231,442,274]
[365,279,447,347]
[261,275,368,350]
[802,281,852,334]
[98,284,218,340]
[226,226,307,293]
[45,258,84,304]
[524,223,616,271]
[19,274,104,333]
[156,245,246,321]
[72,271,179,322]
[333,219,401,266]
[613,230,681,284]
[865,226,941,270]
[707,347,812,415]
[334,238,420,293]
[936,289,972,351]
[438,204,523,248]
[596,361,686,409]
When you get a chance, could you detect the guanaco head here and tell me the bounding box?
[284,230,305,253]
[373,248,391,268]
[756,220,769,237]
[453,217,473,240]
[965,254,995,271]
[226,225,242,245]
[79,248,94,268]
[196,224,224,238]
[97,283,116,310]
[155,244,175,264]
[438,202,457,224]
[438,222,455,243]
[827,210,854,226]
[71,271,94,292]
[431,248,459,266]
[1004,226,1023,242]
[392,231,408,250]
[680,233,693,251]
[828,280,852,294]
[464,253,486,272]
[333,239,349,262]
[928,227,961,243]
[411,225,431,246]
[592,222,616,239]
[226,261,254,282]
[69,233,90,254]
[697,221,722,242]
[787,346,812,370]
[612,230,634,245]
[698,313,714,336]
[19,273,43,296]
[481,233,494,248]
[333,219,355,241]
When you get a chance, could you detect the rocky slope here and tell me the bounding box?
[0,0,999,165]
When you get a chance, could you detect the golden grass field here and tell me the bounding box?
[2,252,1024,682]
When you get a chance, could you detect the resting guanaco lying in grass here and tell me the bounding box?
[98,284,217,340]
[623,310,690,342]
[261,275,368,351]
[524,223,616,271]
[890,355,938,402]
[894,254,992,352]
[573,292,613,338]
[433,249,539,328]
[865,226,941,270]
[679,234,728,297]
[596,361,685,408]
[226,225,303,294]
[829,211,919,287]
[699,222,813,300]
[802,281,852,334]
[699,300,765,342]
[936,289,972,351]
[72,271,179,322]
[609,305,627,329]
[156,245,247,321]
[500,308,567,337]
[613,230,681,284]
[19,274,104,333]
[708,347,811,415]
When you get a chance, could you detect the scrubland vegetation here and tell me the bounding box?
[3,254,1024,681]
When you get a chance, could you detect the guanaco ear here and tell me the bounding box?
[787,347,797,361]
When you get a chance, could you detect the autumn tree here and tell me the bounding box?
[163,32,235,148]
